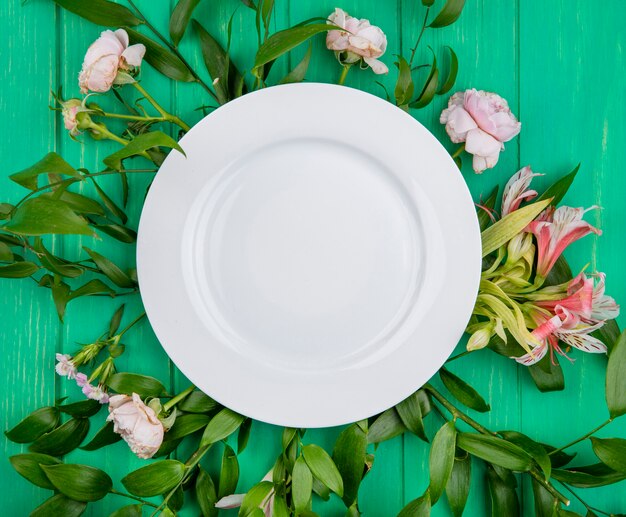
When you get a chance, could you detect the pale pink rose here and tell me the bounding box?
[326,8,388,74]
[440,89,521,173]
[55,353,76,379]
[79,29,146,94]
[501,166,542,217]
[107,393,164,459]
[526,206,601,278]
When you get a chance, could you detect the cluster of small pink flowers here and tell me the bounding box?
[54,353,109,404]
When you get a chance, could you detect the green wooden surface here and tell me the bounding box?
[1,0,625,515]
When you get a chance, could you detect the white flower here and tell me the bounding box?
[326,8,388,74]
[107,393,164,459]
[55,353,76,379]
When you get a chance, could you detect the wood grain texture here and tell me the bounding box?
[1,0,625,515]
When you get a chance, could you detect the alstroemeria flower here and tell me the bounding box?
[501,166,542,217]
[79,29,146,93]
[527,206,601,278]
[440,89,521,173]
[515,273,619,365]
[326,8,388,74]
[55,353,76,379]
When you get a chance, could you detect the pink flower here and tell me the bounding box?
[515,273,619,366]
[79,29,146,93]
[326,8,388,74]
[501,166,542,217]
[82,383,110,404]
[55,353,76,379]
[61,99,83,136]
[527,206,601,278]
[107,393,164,459]
[440,89,521,173]
[74,372,89,387]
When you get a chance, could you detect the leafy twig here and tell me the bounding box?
[548,418,613,456]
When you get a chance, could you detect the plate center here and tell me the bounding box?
[188,139,422,370]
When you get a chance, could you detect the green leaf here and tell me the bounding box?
[83,247,135,288]
[456,433,533,472]
[104,131,184,171]
[80,420,122,451]
[0,241,13,261]
[91,179,127,224]
[437,46,458,94]
[429,0,466,28]
[302,444,344,497]
[528,353,565,392]
[5,406,60,443]
[606,330,626,418]
[543,444,576,469]
[0,261,39,278]
[10,152,78,190]
[422,0,435,5]
[253,24,337,73]
[170,0,201,46]
[69,278,115,300]
[41,463,112,502]
[196,467,219,517]
[40,191,105,216]
[292,456,313,513]
[333,423,367,505]
[109,505,143,517]
[544,255,573,287]
[58,399,102,418]
[53,0,142,26]
[238,418,252,453]
[29,418,90,456]
[30,494,87,517]
[5,198,94,237]
[537,165,579,206]
[201,408,245,446]
[481,198,552,257]
[552,463,626,488]
[429,422,457,503]
[126,28,194,82]
[446,453,471,517]
[165,413,211,441]
[33,238,83,278]
[91,222,136,243]
[279,42,313,84]
[394,55,414,107]
[590,437,626,473]
[486,464,519,517]
[500,431,551,479]
[122,460,185,497]
[398,492,431,517]
[107,373,166,398]
[10,453,61,489]
[396,392,428,441]
[532,478,558,517]
[178,390,218,413]
[239,481,274,517]
[368,408,407,444]
[218,444,239,498]
[477,186,499,231]
[592,318,620,354]
[440,368,490,412]
[272,495,290,517]
[108,304,125,337]
[410,50,438,109]
[193,20,245,104]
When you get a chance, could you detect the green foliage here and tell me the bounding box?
[53,0,142,26]
[5,406,59,443]
[107,372,167,398]
[200,408,245,446]
[440,368,491,412]
[170,0,201,47]
[302,444,344,497]
[606,330,626,418]
[122,460,185,496]
[41,463,112,502]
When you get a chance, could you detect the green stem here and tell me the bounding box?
[548,418,613,456]
[132,82,191,132]
[446,350,474,363]
[116,311,146,339]
[424,383,497,436]
[451,143,466,159]
[559,483,611,516]
[338,65,351,86]
[96,112,167,123]
[409,7,430,67]
[163,384,195,412]
[529,470,570,507]
[126,0,219,104]
[109,488,159,508]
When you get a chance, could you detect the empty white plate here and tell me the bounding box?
[137,83,480,428]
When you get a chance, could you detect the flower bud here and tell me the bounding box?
[467,321,495,351]
[506,232,533,266]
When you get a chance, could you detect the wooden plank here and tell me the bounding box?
[0,0,60,512]
[519,0,626,514]
[399,0,521,514]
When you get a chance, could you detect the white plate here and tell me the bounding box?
[137,83,480,428]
